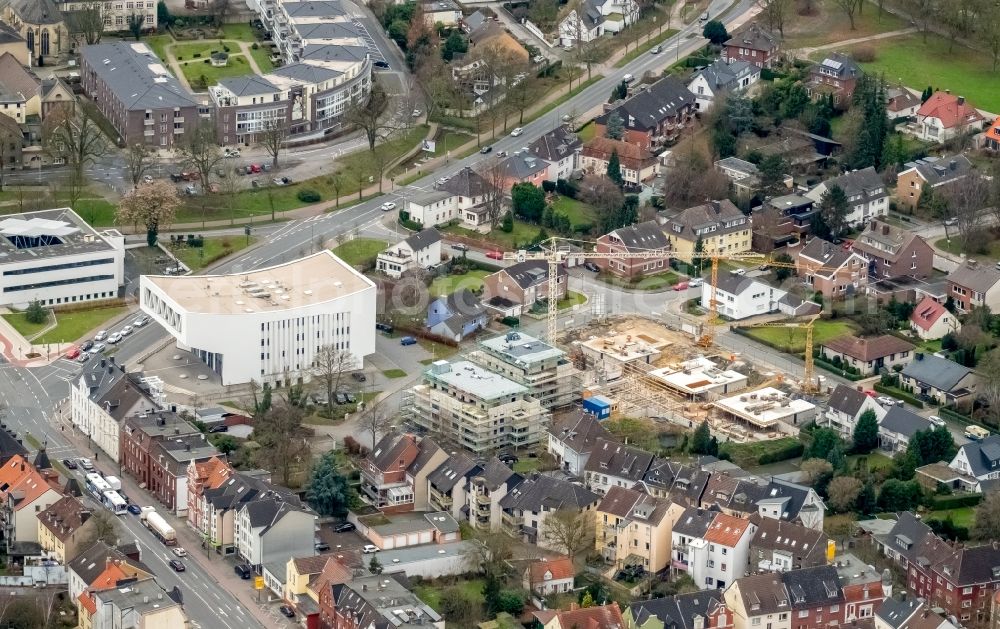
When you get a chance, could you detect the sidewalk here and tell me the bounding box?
[793,27,918,56]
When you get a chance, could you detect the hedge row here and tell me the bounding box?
[931,492,982,510]
[872,383,924,409]
[813,357,865,381]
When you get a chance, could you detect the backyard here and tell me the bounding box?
[4,305,128,345]
[927,507,975,528]
[597,269,680,290]
[429,270,490,297]
[331,238,388,267]
[745,319,856,354]
[442,218,540,250]
[180,54,258,89]
[550,196,597,231]
[413,578,486,617]
[936,236,1000,261]
[783,0,908,49]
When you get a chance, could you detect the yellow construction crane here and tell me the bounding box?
[739,313,823,393]
[504,240,671,343]
[687,251,766,347]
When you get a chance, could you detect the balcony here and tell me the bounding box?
[429,487,452,509]
[144,118,154,126]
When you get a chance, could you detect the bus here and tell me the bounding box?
[102,491,128,516]
[85,473,111,499]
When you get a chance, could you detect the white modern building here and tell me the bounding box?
[672,508,756,590]
[649,356,748,400]
[0,209,124,309]
[139,251,376,386]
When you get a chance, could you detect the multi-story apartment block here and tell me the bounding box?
[411,359,549,454]
[596,486,677,574]
[584,438,654,495]
[804,168,888,230]
[465,459,520,531]
[749,515,830,574]
[426,452,477,520]
[500,473,599,547]
[60,0,158,33]
[661,200,751,263]
[472,332,579,410]
[359,433,446,513]
[851,219,934,280]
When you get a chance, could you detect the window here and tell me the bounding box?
[751,620,761,627]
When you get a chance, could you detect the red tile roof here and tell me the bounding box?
[77,592,97,615]
[0,455,61,511]
[549,602,625,629]
[529,556,575,583]
[987,118,1000,140]
[703,513,752,546]
[910,296,948,332]
[822,334,915,362]
[917,92,985,129]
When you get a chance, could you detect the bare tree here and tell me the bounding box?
[543,509,595,565]
[43,105,109,211]
[940,174,992,249]
[330,173,344,208]
[255,401,311,487]
[901,0,939,42]
[506,61,535,125]
[832,0,864,29]
[982,12,1000,71]
[359,392,392,451]
[314,345,352,414]
[659,148,729,208]
[476,158,508,228]
[756,0,792,37]
[84,509,119,546]
[211,0,234,27]
[116,180,180,246]
[124,142,154,190]
[70,3,106,46]
[177,119,223,193]
[256,117,289,168]
[579,174,625,216]
[344,80,392,152]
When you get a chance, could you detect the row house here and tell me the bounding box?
[626,590,733,629]
[672,506,755,590]
[824,383,887,440]
[580,136,658,184]
[700,474,826,532]
[359,433,446,513]
[185,456,232,537]
[547,412,616,475]
[947,259,1000,314]
[68,541,147,607]
[748,514,831,574]
[584,438,655,495]
[639,459,711,506]
[910,538,1000,625]
[876,597,960,629]
[594,76,695,150]
[595,220,671,281]
[499,473,599,547]
[596,485,678,574]
[804,168,888,230]
[320,573,443,629]
[37,495,96,564]
[851,219,934,281]
[0,454,62,552]
[235,495,314,572]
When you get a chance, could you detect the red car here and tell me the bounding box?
[486,250,503,260]
[65,347,80,360]
[673,281,689,291]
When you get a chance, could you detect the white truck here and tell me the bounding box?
[139,507,177,546]
[104,476,122,491]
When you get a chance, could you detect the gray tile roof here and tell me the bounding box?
[799,237,856,274]
[628,591,726,629]
[811,52,863,80]
[403,227,441,252]
[427,452,477,492]
[664,199,746,241]
[876,596,920,629]
[283,0,348,18]
[782,565,842,607]
[0,21,23,45]
[595,76,694,132]
[606,220,669,251]
[904,154,973,186]
[901,353,974,392]
[295,21,362,41]
[500,259,568,290]
[499,474,599,512]
[877,512,933,564]
[217,74,280,97]
[814,167,886,204]
[879,406,932,439]
[640,460,710,504]
[597,485,672,525]
[673,505,718,537]
[713,272,766,297]
[749,514,829,569]
[502,153,548,179]
[947,260,1000,294]
[955,435,1000,478]
[732,573,790,614]
[6,0,62,24]
[826,384,868,417]
[300,44,368,63]
[548,413,615,455]
[690,59,758,92]
[407,437,442,476]
[724,22,779,53]
[0,53,40,102]
[716,157,758,176]
[584,438,654,481]
[526,125,581,163]
[80,42,198,111]
[441,167,489,197]
[463,10,487,32]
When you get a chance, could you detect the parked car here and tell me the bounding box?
[133,316,148,328]
[335,393,348,404]
[374,60,390,68]
[209,424,228,433]
[120,325,133,336]
[480,146,492,154]
[486,250,503,260]
[169,559,185,572]
[94,330,107,342]
[65,348,80,360]
[62,458,77,470]
[510,127,524,137]
[877,396,903,407]
[224,148,240,158]
[107,333,122,344]
[499,454,518,465]
[273,176,291,186]
[362,545,379,554]
[77,353,90,364]
[247,164,262,174]
[314,542,330,552]
[234,564,252,579]
[352,372,367,382]
[78,458,93,471]
[451,243,469,252]
[142,175,153,183]
[127,504,142,515]
[89,343,106,354]
[583,262,600,272]
[496,150,508,158]
[279,606,295,618]
[412,109,421,117]
[345,393,356,404]
[673,281,689,291]
[375,322,394,333]
[172,547,188,557]
[380,202,396,211]
[689,278,704,288]
[928,415,946,427]
[400,336,417,346]
[436,177,448,186]
[731,268,746,276]
[334,522,356,533]
[183,185,198,196]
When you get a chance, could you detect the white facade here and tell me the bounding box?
[405,191,487,231]
[700,276,786,320]
[805,180,888,227]
[558,0,639,46]
[376,235,442,279]
[140,251,376,386]
[547,433,588,476]
[686,63,761,112]
[70,367,157,464]
[825,395,886,439]
[0,209,124,309]
[235,503,314,568]
[673,518,756,591]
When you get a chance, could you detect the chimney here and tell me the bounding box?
[711,200,721,213]
[949,160,957,171]
[869,220,877,231]
[569,602,579,611]
[957,96,965,105]
[882,224,890,236]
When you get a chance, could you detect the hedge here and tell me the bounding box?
[938,406,971,423]
[297,189,321,203]
[399,217,423,231]
[873,383,924,409]
[813,356,865,381]
[931,493,982,510]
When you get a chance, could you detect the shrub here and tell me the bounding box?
[193,52,201,58]
[931,492,982,510]
[852,45,877,62]
[297,189,321,203]
[203,59,210,64]
[223,45,231,53]
[251,42,259,50]
[542,180,556,193]
[500,316,520,327]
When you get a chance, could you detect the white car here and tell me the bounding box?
[380,202,396,212]
[133,317,147,328]
[689,278,703,288]
[877,395,901,407]
[94,330,107,342]
[78,458,93,471]
[731,268,746,276]
[107,333,122,344]
[120,325,133,336]
[88,343,106,354]
[142,175,153,183]
[928,415,946,427]
[510,127,524,137]
[411,109,421,117]
[362,545,379,554]
[172,547,188,557]
[651,45,663,54]
[436,177,448,186]
[622,73,635,83]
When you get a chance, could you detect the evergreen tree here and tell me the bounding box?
[606,112,625,140]
[692,235,705,276]
[24,299,47,325]
[849,74,889,169]
[607,150,624,186]
[369,555,383,575]
[690,420,717,455]
[756,154,788,198]
[881,133,908,168]
[442,31,468,61]
[853,409,880,454]
[907,426,957,466]
[501,211,514,233]
[306,451,353,517]
[855,482,877,514]
[818,185,850,238]
[921,86,933,103]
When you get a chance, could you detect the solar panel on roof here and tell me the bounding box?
[822,59,843,70]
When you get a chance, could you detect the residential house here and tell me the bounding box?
[483,260,568,315]
[824,383,887,439]
[67,541,149,605]
[806,53,863,105]
[687,59,760,112]
[282,554,329,623]
[475,331,580,410]
[584,438,655,495]
[0,455,62,550]
[185,456,233,540]
[748,514,830,574]
[875,511,936,569]
[796,237,868,300]
[752,194,812,252]
[375,228,442,279]
[716,157,760,198]
[547,412,615,475]
[197,470,291,557]
[37,496,96,564]
[948,435,1000,483]
[700,273,794,321]
[594,76,696,150]
[558,0,639,45]
[404,437,448,512]
[412,359,550,453]
[580,137,658,184]
[60,0,158,34]
[596,486,676,573]
[804,168,888,228]
[625,590,733,629]
[595,220,671,281]
[426,289,489,342]
[947,259,1000,313]
[465,458,520,531]
[319,573,444,629]
[360,433,448,513]
[722,23,780,69]
[723,572,792,629]
[71,359,158,464]
[639,460,711,506]
[91,577,187,628]
[819,334,915,377]
[702,475,825,531]
[120,410,202,513]
[427,451,478,519]
[852,219,934,280]
[525,125,582,182]
[909,296,960,340]
[420,0,461,26]
[145,433,218,516]
[522,556,576,596]
[886,87,922,119]
[909,541,1000,625]
[0,0,70,65]
[782,565,846,627]
[878,406,933,454]
[913,91,986,143]
[75,559,153,628]
[536,602,626,629]
[673,507,756,590]
[404,167,491,231]
[500,473,600,547]
[895,155,973,210]
[900,352,978,406]
[235,496,314,571]
[0,52,40,123]
[876,597,960,629]
[501,152,548,189]
[661,199,751,263]
[0,113,23,173]
[984,117,1000,152]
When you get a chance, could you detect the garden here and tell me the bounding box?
[166,234,257,271]
[3,302,128,345]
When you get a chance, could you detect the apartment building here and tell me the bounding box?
[584,438,655,495]
[235,495,314,571]
[411,359,549,454]
[852,219,934,280]
[547,412,615,475]
[0,455,62,550]
[60,0,158,33]
[673,508,756,590]
[500,473,599,547]
[805,168,888,229]
[947,259,1000,313]
[748,514,830,574]
[465,459,520,531]
[796,237,868,301]
[596,486,677,573]
[661,200,751,263]
[472,332,579,410]
[37,496,96,564]
[595,220,671,281]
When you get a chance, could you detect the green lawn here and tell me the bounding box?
[746,319,856,354]
[168,236,257,271]
[937,237,1000,261]
[784,0,907,49]
[413,579,486,614]
[171,40,240,61]
[442,218,539,250]
[35,307,128,345]
[331,238,388,266]
[146,34,174,62]
[558,291,586,310]
[927,507,975,528]
[534,75,603,120]
[614,28,680,68]
[2,312,51,340]
[180,54,256,88]
[550,196,597,229]
[719,437,801,468]
[513,458,542,474]
[577,121,597,142]
[849,33,1000,113]
[382,369,407,379]
[429,270,489,297]
[220,23,258,41]
[70,199,117,227]
[846,452,894,473]
[597,269,680,290]
[437,131,474,154]
[248,44,277,72]
[417,337,459,360]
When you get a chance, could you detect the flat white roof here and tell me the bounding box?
[144,250,374,314]
[579,332,667,363]
[427,360,528,400]
[712,387,815,428]
[479,332,563,364]
[650,356,747,395]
